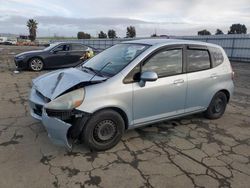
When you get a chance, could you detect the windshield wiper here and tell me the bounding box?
[82,66,103,76]
[83,62,113,78]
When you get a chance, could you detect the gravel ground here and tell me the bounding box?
[0,45,250,188]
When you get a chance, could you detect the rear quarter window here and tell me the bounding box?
[210,47,224,67]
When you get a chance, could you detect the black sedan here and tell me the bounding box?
[14,42,94,71]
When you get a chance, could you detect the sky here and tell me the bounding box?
[0,0,249,37]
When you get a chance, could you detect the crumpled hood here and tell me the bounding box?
[32,68,106,99]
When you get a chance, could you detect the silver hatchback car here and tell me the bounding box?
[29,39,234,151]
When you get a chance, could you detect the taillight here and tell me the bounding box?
[231,71,235,80]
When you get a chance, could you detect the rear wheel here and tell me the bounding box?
[205,92,227,119]
[81,110,125,151]
[29,58,44,71]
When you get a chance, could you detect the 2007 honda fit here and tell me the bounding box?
[29,39,234,151]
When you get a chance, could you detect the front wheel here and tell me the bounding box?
[81,110,125,151]
[205,92,227,119]
[29,58,44,71]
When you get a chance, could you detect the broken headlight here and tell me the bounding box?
[45,88,84,110]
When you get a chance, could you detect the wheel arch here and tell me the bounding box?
[218,89,230,103]
[93,107,129,130]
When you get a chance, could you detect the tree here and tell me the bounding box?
[215,29,224,35]
[108,29,117,38]
[228,24,247,34]
[77,32,91,39]
[126,26,136,38]
[98,31,107,38]
[84,33,91,39]
[27,19,38,41]
[197,29,211,36]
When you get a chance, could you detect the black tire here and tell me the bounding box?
[205,92,227,119]
[29,58,44,71]
[82,110,125,151]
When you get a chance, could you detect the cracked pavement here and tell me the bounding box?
[0,45,250,188]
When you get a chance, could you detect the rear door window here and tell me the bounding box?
[71,44,88,51]
[187,49,211,72]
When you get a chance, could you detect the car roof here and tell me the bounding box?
[122,38,221,48]
[51,42,86,45]
[50,42,94,49]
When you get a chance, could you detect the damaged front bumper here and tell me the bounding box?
[29,87,90,149]
[42,109,72,148]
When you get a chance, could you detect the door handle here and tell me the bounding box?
[210,73,218,79]
[173,79,184,84]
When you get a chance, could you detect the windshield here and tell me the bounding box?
[43,43,59,51]
[80,43,149,77]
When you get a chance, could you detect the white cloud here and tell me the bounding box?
[0,0,249,36]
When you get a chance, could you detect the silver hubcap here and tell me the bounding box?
[213,98,224,113]
[94,120,117,142]
[30,59,43,71]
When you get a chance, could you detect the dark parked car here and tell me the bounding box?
[14,42,94,71]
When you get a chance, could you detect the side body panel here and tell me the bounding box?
[185,46,234,112]
[76,74,134,125]
[185,68,216,112]
[132,74,187,126]
[45,51,72,68]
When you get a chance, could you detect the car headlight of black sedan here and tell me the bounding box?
[16,55,26,60]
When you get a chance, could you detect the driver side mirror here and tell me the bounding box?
[139,71,158,87]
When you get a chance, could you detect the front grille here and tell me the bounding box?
[34,104,43,116]
[46,109,73,120]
